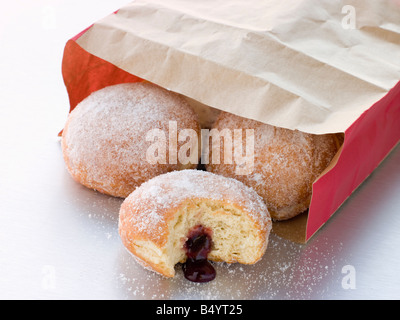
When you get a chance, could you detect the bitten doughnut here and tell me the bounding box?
[206,111,342,221]
[118,170,271,281]
[61,82,201,198]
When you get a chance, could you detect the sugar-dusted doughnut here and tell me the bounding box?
[118,170,272,281]
[206,111,342,221]
[61,82,201,198]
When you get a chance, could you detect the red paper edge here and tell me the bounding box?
[71,9,119,41]
[59,39,143,136]
[307,81,400,240]
[62,40,143,113]
[59,12,140,136]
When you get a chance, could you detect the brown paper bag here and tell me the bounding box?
[75,0,400,134]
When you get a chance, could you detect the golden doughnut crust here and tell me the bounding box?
[206,112,341,221]
[119,170,272,278]
[62,82,201,198]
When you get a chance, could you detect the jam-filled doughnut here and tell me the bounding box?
[61,82,201,198]
[118,170,272,281]
[206,111,342,221]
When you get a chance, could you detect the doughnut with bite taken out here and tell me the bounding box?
[118,170,272,281]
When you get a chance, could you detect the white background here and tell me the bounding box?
[0,0,399,299]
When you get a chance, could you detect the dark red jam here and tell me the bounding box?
[182,225,216,283]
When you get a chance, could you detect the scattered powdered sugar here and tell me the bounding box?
[115,233,346,300]
[120,169,271,244]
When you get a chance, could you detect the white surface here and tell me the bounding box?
[1,0,400,300]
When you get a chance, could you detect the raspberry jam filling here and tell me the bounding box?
[182,225,216,283]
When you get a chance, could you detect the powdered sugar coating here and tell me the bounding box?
[119,169,271,245]
[62,82,201,198]
[206,111,341,220]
